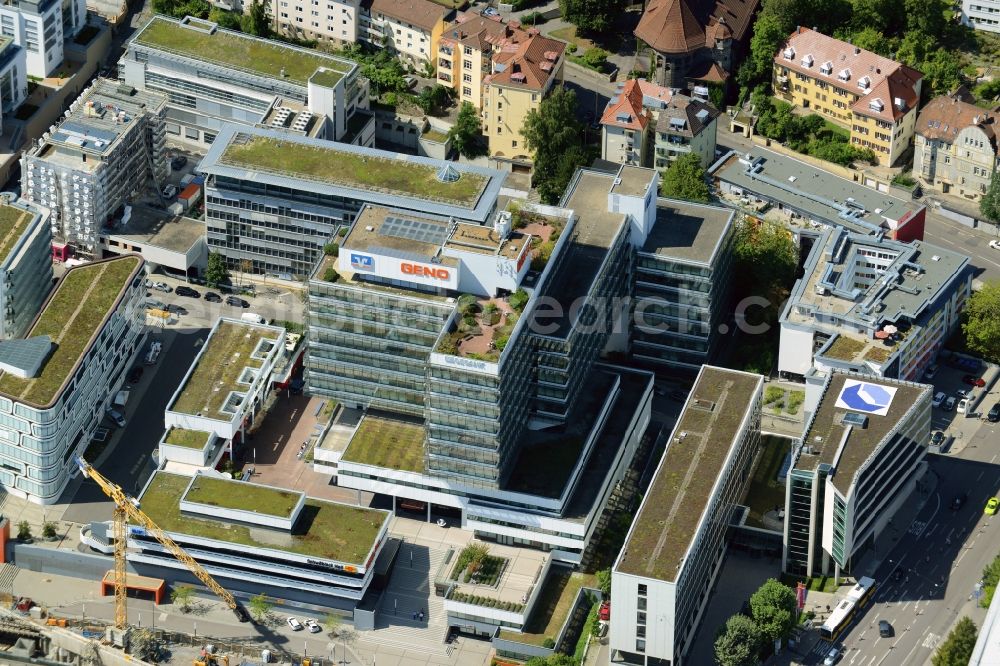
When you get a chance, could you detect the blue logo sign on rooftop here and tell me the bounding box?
[834,379,897,417]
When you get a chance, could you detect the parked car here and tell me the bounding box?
[598,600,610,621]
[944,396,956,412]
[150,281,171,293]
[931,431,945,447]
[226,295,250,308]
[404,75,418,89]
[144,298,167,311]
[128,366,144,384]
[165,303,187,315]
[161,184,177,199]
[957,398,969,414]
[932,391,946,408]
[879,620,893,637]
[824,646,842,666]
[951,493,968,511]
[304,619,321,633]
[924,363,939,380]
[990,239,1000,250]
[204,291,222,303]
[989,403,1000,423]
[963,374,987,387]
[175,285,200,298]
[986,497,999,516]
[106,408,126,428]
[171,155,188,170]
[287,617,303,631]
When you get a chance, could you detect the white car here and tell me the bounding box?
[287,616,303,631]
[824,646,842,666]
[162,184,177,199]
[958,398,969,414]
[305,619,321,633]
[932,391,946,408]
[990,240,1000,250]
[151,281,171,293]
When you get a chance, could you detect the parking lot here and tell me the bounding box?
[926,355,999,454]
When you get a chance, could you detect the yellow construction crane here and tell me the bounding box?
[75,456,251,628]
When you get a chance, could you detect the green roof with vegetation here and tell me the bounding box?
[822,334,867,361]
[310,68,345,87]
[163,428,211,450]
[169,321,279,420]
[0,256,141,407]
[140,472,387,563]
[220,135,488,205]
[0,204,36,265]
[135,16,352,85]
[499,568,596,646]
[183,475,301,518]
[341,413,425,473]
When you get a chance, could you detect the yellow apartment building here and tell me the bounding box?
[365,0,451,71]
[773,27,922,167]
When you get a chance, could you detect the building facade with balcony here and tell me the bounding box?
[119,15,368,148]
[268,0,362,46]
[0,255,145,504]
[783,372,931,577]
[0,198,52,340]
[0,36,26,124]
[773,27,922,167]
[912,91,1000,201]
[21,78,169,253]
[0,0,87,78]
[363,0,451,70]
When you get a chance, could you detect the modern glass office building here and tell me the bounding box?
[0,198,52,340]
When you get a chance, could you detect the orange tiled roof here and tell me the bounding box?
[600,79,653,130]
[489,31,564,90]
[370,0,450,32]
[635,0,758,55]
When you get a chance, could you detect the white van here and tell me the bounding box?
[241,312,267,324]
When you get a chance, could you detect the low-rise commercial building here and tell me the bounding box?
[21,78,169,253]
[99,206,207,275]
[773,27,922,167]
[712,148,927,241]
[0,255,145,503]
[0,198,52,340]
[0,0,87,78]
[913,91,1000,202]
[198,124,505,277]
[129,471,391,604]
[610,366,763,666]
[783,372,932,576]
[632,198,735,373]
[779,226,971,383]
[119,15,368,147]
[363,0,451,70]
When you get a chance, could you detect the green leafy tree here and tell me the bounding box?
[248,593,272,621]
[982,170,1000,222]
[846,27,893,56]
[417,85,452,115]
[362,50,407,95]
[596,568,612,597]
[171,585,195,612]
[661,153,710,202]
[977,78,1000,102]
[525,655,576,666]
[714,614,762,666]
[733,218,798,296]
[246,0,271,37]
[749,579,797,644]
[905,0,947,38]
[932,617,978,666]
[16,520,31,541]
[582,48,610,70]
[205,251,229,288]
[963,281,1000,363]
[740,13,790,89]
[522,87,588,203]
[323,612,342,636]
[208,7,242,30]
[558,0,624,33]
[921,48,963,96]
[448,102,487,158]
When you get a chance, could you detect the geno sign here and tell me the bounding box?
[401,262,450,280]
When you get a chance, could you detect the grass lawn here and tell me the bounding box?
[183,475,302,518]
[164,428,211,450]
[548,26,597,52]
[221,135,488,206]
[0,204,34,264]
[422,128,449,143]
[341,414,425,472]
[0,257,140,407]
[141,472,387,563]
[170,321,277,420]
[821,117,849,139]
[136,16,351,85]
[823,335,866,362]
[744,435,792,527]
[500,568,596,646]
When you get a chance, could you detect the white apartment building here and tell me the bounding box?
[0,255,145,504]
[962,0,1000,32]
[0,0,86,78]
[269,0,361,46]
[361,0,449,70]
[21,78,169,253]
[0,36,26,123]
[0,198,52,340]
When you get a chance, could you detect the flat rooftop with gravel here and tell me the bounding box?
[134,15,353,85]
[139,471,389,563]
[616,367,762,582]
[0,256,142,408]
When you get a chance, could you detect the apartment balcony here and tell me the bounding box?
[439,46,453,56]
[438,59,451,70]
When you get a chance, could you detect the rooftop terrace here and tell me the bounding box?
[134,15,353,85]
[340,411,426,473]
[641,199,735,265]
[139,472,387,563]
[616,367,762,582]
[168,320,282,421]
[0,203,37,266]
[799,373,928,494]
[0,256,141,407]
[219,133,488,206]
[499,567,596,646]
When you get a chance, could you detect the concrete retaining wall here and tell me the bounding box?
[13,543,122,581]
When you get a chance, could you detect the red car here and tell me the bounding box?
[963,375,986,387]
[599,601,610,621]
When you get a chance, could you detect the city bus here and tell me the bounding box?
[820,576,877,642]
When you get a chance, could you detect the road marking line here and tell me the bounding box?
[978,470,986,482]
[993,454,998,463]
[925,524,938,538]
